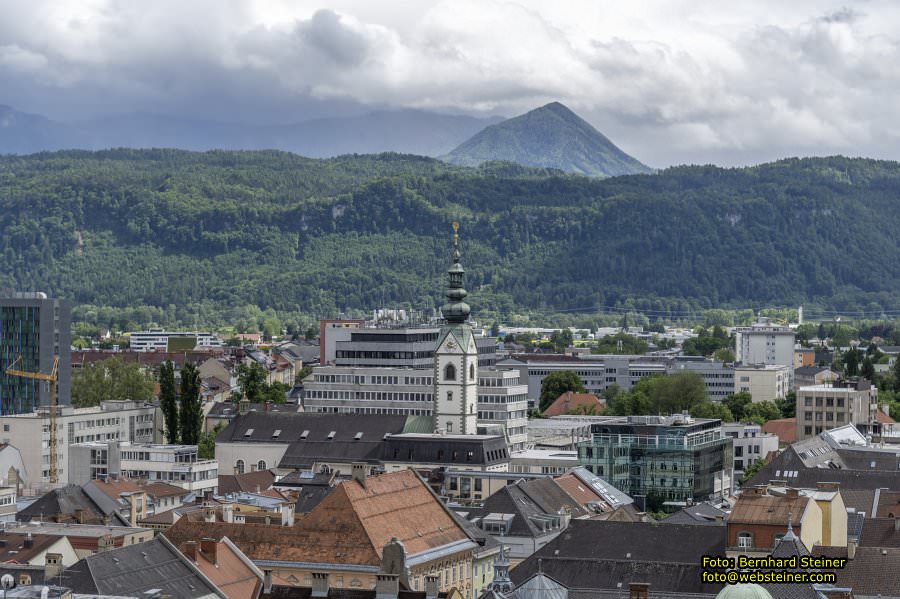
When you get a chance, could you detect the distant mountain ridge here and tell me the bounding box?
[0,106,504,157]
[443,102,652,177]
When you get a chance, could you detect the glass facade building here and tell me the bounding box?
[576,414,733,503]
[0,293,71,415]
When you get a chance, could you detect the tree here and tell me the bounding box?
[540,371,586,412]
[237,362,269,402]
[844,348,860,377]
[159,360,179,443]
[713,348,735,363]
[689,401,734,422]
[198,422,223,460]
[743,400,781,425]
[259,381,290,404]
[861,356,875,381]
[179,362,203,445]
[71,357,154,408]
[549,329,574,353]
[740,458,767,486]
[295,365,314,385]
[722,392,753,421]
[776,392,796,418]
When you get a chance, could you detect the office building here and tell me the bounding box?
[733,364,790,402]
[734,317,795,386]
[576,414,733,503]
[69,440,218,494]
[127,330,222,352]
[721,422,779,475]
[0,292,71,414]
[0,399,158,488]
[795,378,878,441]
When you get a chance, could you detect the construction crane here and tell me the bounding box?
[5,356,59,484]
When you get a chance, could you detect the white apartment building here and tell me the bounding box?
[722,423,780,475]
[128,330,223,352]
[0,400,159,490]
[795,380,878,441]
[69,440,218,494]
[734,318,795,386]
[734,364,790,402]
[477,369,528,451]
[303,366,528,449]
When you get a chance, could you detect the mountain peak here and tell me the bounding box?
[443,102,652,177]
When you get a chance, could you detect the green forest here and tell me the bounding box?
[2,150,900,331]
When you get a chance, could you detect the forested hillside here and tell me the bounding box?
[2,150,899,330]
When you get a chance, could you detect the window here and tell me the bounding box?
[235,460,245,474]
[445,364,456,381]
[446,421,453,433]
[737,532,753,549]
[470,364,475,380]
[257,460,267,471]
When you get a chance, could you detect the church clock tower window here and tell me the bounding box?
[444,364,456,381]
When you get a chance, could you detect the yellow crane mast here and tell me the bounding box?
[5,356,59,484]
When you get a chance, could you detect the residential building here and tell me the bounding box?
[53,535,226,599]
[794,366,838,389]
[380,434,511,474]
[204,401,299,434]
[0,292,71,415]
[0,484,15,521]
[734,317,796,374]
[475,369,528,450]
[733,364,790,402]
[794,347,816,369]
[795,379,878,440]
[166,469,480,597]
[726,484,844,557]
[458,477,585,562]
[81,478,192,522]
[177,537,264,599]
[509,519,725,596]
[0,442,29,488]
[69,441,217,494]
[745,424,900,490]
[16,484,131,526]
[0,400,158,489]
[0,531,78,574]
[722,422,779,475]
[541,391,603,417]
[5,521,154,558]
[576,414,734,503]
[128,330,223,352]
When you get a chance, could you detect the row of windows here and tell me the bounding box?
[234,460,267,474]
[803,412,846,422]
[306,390,434,402]
[803,397,847,407]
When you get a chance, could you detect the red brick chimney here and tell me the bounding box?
[183,541,198,561]
[200,539,218,565]
[629,582,650,599]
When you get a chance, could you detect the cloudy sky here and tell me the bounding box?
[2,0,899,166]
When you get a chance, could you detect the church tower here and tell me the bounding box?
[433,222,478,435]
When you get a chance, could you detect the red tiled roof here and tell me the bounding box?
[875,410,896,424]
[543,392,604,417]
[762,418,797,445]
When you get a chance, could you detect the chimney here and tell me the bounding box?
[203,503,216,523]
[183,541,198,561]
[98,533,115,553]
[263,570,273,594]
[557,506,571,529]
[280,502,295,527]
[817,482,840,491]
[895,516,900,532]
[424,575,439,599]
[311,572,329,597]
[222,503,234,524]
[239,398,250,415]
[23,532,33,549]
[44,553,64,579]
[265,401,272,412]
[818,589,852,599]
[375,574,400,599]
[351,462,367,489]
[629,582,651,599]
[381,537,409,588]
[786,488,800,499]
[847,539,857,560]
[200,538,218,565]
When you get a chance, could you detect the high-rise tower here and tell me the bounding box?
[433,223,478,434]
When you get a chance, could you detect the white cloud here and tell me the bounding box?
[1,0,899,165]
